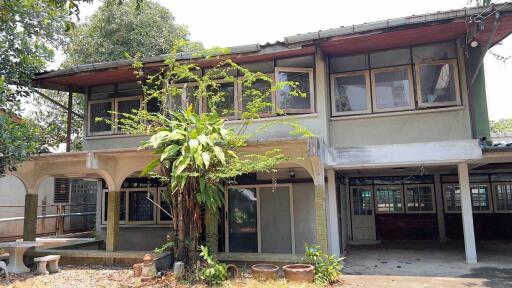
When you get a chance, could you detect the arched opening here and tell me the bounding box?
[98,171,171,251]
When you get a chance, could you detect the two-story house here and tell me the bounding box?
[12,3,512,264]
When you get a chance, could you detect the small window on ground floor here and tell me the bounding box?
[494,183,512,212]
[405,184,435,213]
[103,190,126,223]
[127,189,155,224]
[158,188,172,222]
[443,183,491,212]
[374,185,403,213]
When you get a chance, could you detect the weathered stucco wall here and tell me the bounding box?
[0,176,55,239]
[329,109,472,147]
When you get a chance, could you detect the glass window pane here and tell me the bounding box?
[495,184,512,211]
[276,55,314,68]
[413,42,457,63]
[375,186,402,213]
[406,185,434,212]
[241,78,272,115]
[419,63,457,105]
[117,99,140,131]
[228,187,258,252]
[277,70,312,111]
[186,85,200,113]
[370,48,411,69]
[104,191,126,222]
[159,191,172,221]
[211,82,236,117]
[147,97,161,113]
[128,191,154,222]
[445,185,461,212]
[352,187,373,215]
[329,54,368,73]
[470,185,490,211]
[333,74,368,113]
[89,102,112,133]
[373,68,412,110]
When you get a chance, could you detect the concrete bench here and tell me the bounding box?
[34,255,60,275]
[0,261,8,284]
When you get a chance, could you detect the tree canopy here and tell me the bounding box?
[63,0,202,67]
[490,118,512,134]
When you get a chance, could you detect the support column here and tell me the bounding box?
[434,173,447,242]
[326,170,340,256]
[315,184,328,253]
[23,193,38,241]
[205,208,219,253]
[66,90,72,152]
[106,190,120,252]
[458,162,477,263]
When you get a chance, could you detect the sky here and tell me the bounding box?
[64,0,512,120]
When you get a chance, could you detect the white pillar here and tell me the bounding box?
[458,162,477,263]
[326,170,341,256]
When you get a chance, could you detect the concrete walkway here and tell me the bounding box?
[343,242,512,288]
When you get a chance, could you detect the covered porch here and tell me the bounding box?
[329,139,493,264]
[10,137,334,263]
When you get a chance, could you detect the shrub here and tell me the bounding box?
[304,244,343,285]
[198,245,227,286]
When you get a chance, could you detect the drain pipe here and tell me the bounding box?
[470,11,501,86]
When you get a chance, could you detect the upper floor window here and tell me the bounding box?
[275,67,315,114]
[87,83,142,136]
[330,41,460,117]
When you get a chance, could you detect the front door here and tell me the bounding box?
[351,186,376,241]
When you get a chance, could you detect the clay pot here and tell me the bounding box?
[133,263,143,277]
[283,264,315,283]
[251,263,279,281]
[226,264,240,279]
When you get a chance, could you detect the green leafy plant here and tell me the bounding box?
[304,244,343,285]
[154,240,174,254]
[198,245,227,286]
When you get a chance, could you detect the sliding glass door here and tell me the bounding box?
[226,185,294,254]
[227,187,258,252]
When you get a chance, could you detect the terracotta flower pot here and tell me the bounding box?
[133,263,143,277]
[251,263,279,281]
[283,264,315,283]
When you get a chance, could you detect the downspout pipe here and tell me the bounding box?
[470,11,501,86]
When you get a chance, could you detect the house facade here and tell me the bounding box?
[12,4,512,263]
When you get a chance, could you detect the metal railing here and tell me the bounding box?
[0,204,96,241]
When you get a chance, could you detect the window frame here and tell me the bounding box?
[330,70,372,116]
[101,189,126,225]
[125,188,157,225]
[492,182,512,213]
[373,184,404,214]
[157,187,172,224]
[404,184,436,214]
[370,65,415,113]
[275,67,315,114]
[443,183,492,213]
[224,183,295,255]
[205,79,239,120]
[87,98,114,136]
[114,95,142,134]
[175,82,200,112]
[237,73,276,118]
[415,59,461,108]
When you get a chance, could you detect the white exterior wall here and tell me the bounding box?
[0,176,55,239]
